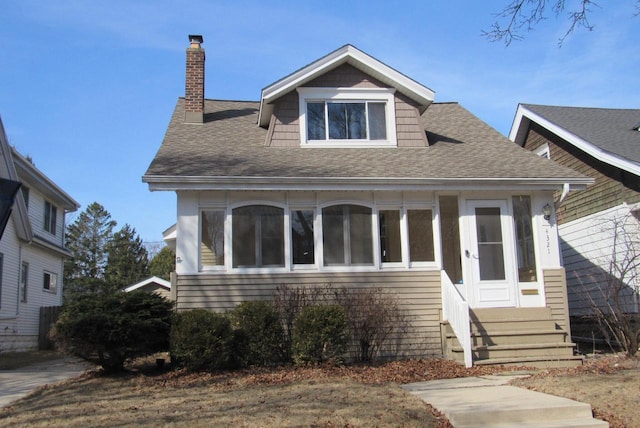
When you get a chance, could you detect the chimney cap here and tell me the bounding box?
[188,34,203,47]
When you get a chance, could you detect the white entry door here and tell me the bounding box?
[466,200,517,308]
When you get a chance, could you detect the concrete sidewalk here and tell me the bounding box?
[403,374,609,427]
[0,356,93,408]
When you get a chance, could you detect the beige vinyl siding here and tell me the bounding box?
[543,268,571,335]
[175,270,443,359]
[266,63,428,148]
[523,123,640,225]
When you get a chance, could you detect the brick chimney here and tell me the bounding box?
[185,34,205,124]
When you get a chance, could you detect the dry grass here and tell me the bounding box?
[510,354,640,428]
[1,353,638,427]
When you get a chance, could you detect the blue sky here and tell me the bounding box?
[0,1,637,247]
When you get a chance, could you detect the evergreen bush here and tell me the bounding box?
[52,290,172,373]
[169,309,234,371]
[292,305,347,364]
[229,301,287,366]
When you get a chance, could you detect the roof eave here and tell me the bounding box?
[509,104,640,177]
[143,175,592,192]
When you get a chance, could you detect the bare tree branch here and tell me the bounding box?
[484,0,637,46]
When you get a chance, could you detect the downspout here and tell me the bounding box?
[557,183,571,208]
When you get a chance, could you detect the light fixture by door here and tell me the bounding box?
[543,203,552,221]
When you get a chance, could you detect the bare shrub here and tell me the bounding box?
[273,283,412,363]
[574,212,640,356]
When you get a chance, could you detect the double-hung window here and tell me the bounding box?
[44,201,57,235]
[43,271,57,293]
[298,88,396,147]
[232,205,284,268]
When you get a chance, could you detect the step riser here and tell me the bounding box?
[474,358,583,368]
[469,332,568,346]
[450,403,594,426]
[471,320,556,332]
[471,307,552,322]
[473,347,575,359]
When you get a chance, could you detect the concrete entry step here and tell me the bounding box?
[403,375,608,428]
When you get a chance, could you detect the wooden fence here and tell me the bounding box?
[39,306,62,350]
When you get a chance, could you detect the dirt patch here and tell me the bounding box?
[510,354,640,428]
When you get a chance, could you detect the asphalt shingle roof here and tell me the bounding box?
[522,104,640,164]
[144,98,585,182]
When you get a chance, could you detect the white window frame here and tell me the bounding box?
[43,271,57,294]
[199,208,227,272]
[290,207,317,270]
[44,200,57,235]
[297,87,397,147]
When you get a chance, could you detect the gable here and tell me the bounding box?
[265,64,428,148]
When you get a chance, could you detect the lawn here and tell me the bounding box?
[0,353,637,427]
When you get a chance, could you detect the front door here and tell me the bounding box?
[466,200,516,308]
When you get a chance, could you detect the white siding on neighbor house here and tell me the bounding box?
[0,187,67,351]
[27,187,64,246]
[560,203,640,315]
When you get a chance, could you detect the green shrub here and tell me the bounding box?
[170,309,234,371]
[229,301,286,366]
[52,291,173,373]
[292,305,347,364]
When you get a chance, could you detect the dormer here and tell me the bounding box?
[259,45,435,148]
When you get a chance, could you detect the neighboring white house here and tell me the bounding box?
[0,116,79,352]
[144,37,592,367]
[510,104,640,320]
[124,276,172,300]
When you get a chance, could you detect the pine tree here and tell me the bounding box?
[149,246,175,281]
[104,224,149,292]
[64,202,116,297]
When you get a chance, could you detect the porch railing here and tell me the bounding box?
[441,271,472,368]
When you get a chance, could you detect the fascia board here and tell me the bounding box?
[124,276,171,292]
[144,175,592,192]
[258,45,435,127]
[13,150,80,211]
[510,105,640,177]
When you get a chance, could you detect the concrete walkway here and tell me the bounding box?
[403,374,609,428]
[0,357,92,408]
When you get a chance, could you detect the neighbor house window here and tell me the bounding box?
[408,209,434,262]
[291,209,315,265]
[201,210,225,267]
[44,201,57,235]
[21,187,29,210]
[298,88,396,146]
[20,262,28,303]
[232,205,284,268]
[322,205,373,266]
[513,196,538,282]
[379,210,402,263]
[43,271,57,293]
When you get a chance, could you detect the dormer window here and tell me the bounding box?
[297,88,397,147]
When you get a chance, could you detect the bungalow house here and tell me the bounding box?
[510,105,640,338]
[0,115,79,351]
[143,36,592,367]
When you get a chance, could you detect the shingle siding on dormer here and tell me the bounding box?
[523,122,640,224]
[265,64,427,148]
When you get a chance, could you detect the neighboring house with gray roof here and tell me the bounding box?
[124,276,171,300]
[0,115,79,351]
[144,37,592,367]
[510,104,640,330]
